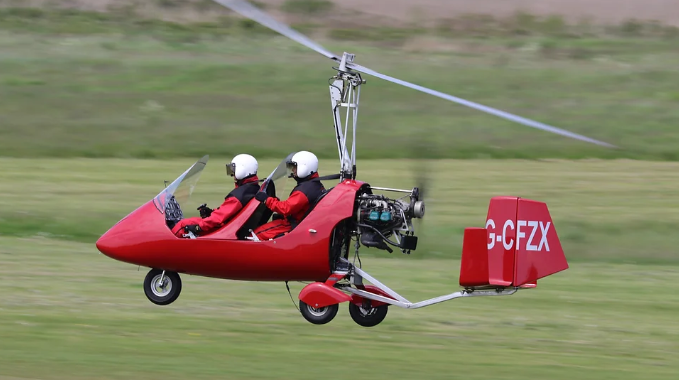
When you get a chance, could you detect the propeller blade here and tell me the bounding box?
[346,62,617,148]
[210,0,338,60]
[415,167,429,202]
[409,136,431,201]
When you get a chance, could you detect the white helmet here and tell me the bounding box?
[226,154,258,180]
[288,151,318,179]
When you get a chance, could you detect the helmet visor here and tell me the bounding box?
[283,152,298,178]
[226,162,236,177]
[285,152,297,173]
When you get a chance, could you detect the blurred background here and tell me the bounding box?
[1,0,678,379]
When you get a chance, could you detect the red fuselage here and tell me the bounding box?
[96,180,365,282]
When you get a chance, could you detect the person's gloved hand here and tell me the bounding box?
[255,191,269,202]
[184,225,202,235]
[197,204,213,218]
[272,213,284,221]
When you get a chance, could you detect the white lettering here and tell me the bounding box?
[538,221,551,251]
[486,219,496,249]
[516,220,526,251]
[526,221,539,251]
[502,220,514,250]
[487,218,552,252]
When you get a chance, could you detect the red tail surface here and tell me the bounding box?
[459,196,569,288]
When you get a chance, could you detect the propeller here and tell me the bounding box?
[209,0,617,148]
[409,134,432,235]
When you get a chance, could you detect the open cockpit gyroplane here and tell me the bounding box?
[96,0,615,327]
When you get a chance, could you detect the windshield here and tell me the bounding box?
[153,155,208,214]
[260,152,296,198]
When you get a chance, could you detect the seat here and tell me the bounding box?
[247,185,335,240]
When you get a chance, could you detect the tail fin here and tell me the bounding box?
[459,196,569,288]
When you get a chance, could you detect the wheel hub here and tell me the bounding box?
[307,305,328,317]
[151,274,172,297]
[358,306,377,317]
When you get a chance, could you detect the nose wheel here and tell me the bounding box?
[143,268,182,305]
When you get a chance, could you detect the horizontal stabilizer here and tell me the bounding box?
[459,228,490,287]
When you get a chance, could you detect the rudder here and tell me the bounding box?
[514,198,569,286]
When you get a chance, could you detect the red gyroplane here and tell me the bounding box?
[96,0,614,327]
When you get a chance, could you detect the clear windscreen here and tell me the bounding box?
[153,155,209,215]
[261,152,295,198]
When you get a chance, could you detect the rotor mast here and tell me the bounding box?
[330,52,365,181]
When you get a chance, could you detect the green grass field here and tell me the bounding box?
[1,231,678,379]
[1,8,679,160]
[3,157,679,263]
[1,158,678,378]
[2,4,679,379]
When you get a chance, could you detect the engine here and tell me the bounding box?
[355,189,425,254]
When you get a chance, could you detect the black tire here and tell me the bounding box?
[143,269,182,306]
[299,300,339,325]
[348,302,388,327]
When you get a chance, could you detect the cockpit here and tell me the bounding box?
[152,153,325,240]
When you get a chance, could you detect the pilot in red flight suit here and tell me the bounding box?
[252,151,325,240]
[172,154,260,237]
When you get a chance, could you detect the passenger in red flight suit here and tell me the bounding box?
[252,151,325,240]
[172,154,260,238]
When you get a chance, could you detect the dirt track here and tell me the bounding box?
[19,0,679,26]
[346,0,678,25]
[245,0,679,25]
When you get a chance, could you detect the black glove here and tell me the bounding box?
[272,213,284,221]
[197,204,213,218]
[184,225,202,235]
[255,191,269,202]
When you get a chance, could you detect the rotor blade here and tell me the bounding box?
[210,0,338,60]
[346,63,616,148]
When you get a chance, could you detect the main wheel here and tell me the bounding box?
[143,269,182,306]
[299,300,339,325]
[348,301,388,327]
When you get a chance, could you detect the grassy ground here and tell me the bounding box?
[2,4,678,379]
[2,157,679,264]
[1,8,679,160]
[0,235,677,379]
